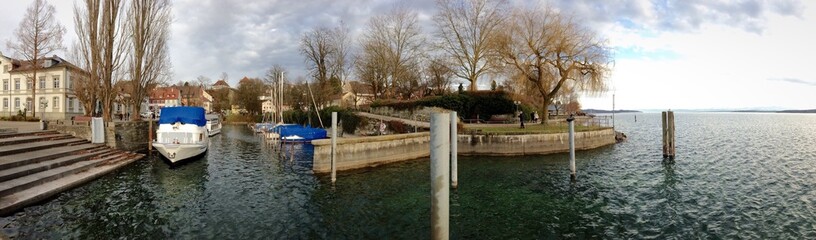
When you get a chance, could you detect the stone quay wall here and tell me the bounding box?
[312,132,431,173]
[457,128,616,156]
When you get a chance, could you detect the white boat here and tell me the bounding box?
[206,114,221,136]
[153,107,209,163]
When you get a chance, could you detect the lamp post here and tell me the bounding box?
[514,100,520,115]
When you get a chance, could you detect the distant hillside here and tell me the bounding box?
[582,109,642,114]
[776,109,816,113]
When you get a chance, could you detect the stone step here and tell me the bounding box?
[0,138,87,156]
[0,153,145,216]
[0,133,71,146]
[0,148,114,182]
[0,144,105,170]
[0,130,59,139]
[0,153,127,197]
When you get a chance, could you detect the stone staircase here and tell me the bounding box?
[0,130,144,216]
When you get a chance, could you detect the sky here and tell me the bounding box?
[1,0,814,110]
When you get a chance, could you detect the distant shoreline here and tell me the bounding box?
[583,109,816,114]
[582,109,642,114]
[730,109,816,114]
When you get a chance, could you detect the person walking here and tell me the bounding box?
[518,112,525,128]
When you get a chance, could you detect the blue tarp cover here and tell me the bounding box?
[272,124,327,141]
[159,107,206,126]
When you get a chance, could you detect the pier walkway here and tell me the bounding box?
[355,112,431,129]
[0,130,144,216]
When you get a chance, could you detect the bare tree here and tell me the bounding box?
[128,0,171,120]
[195,75,211,88]
[300,24,349,106]
[219,72,228,82]
[357,5,426,99]
[69,44,97,116]
[434,0,506,92]
[74,0,130,121]
[495,5,611,124]
[6,0,66,118]
[425,56,454,95]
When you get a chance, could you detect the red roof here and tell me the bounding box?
[150,87,180,100]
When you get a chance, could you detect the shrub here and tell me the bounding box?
[372,90,516,121]
[387,120,408,134]
[283,106,363,134]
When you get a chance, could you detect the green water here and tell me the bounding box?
[3,113,816,239]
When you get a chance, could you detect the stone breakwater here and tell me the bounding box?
[311,128,617,173]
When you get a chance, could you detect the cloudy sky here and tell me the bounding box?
[1,0,814,110]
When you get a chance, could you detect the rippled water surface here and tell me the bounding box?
[3,113,816,239]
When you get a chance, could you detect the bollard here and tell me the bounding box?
[567,114,576,180]
[430,113,450,240]
[331,112,338,184]
[450,111,458,189]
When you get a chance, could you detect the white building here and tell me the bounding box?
[1,54,84,120]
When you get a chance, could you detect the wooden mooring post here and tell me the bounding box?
[662,111,676,159]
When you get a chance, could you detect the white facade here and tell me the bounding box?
[1,55,83,120]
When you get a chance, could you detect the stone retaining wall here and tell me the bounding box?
[311,128,616,173]
[49,121,153,153]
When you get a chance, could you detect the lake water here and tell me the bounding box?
[3,113,816,239]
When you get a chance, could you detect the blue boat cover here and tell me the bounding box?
[158,107,206,126]
[272,124,328,141]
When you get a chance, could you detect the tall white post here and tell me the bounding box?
[331,112,338,184]
[450,111,458,189]
[567,115,576,180]
[430,113,450,240]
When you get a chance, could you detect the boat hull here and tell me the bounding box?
[153,142,207,163]
[207,128,221,136]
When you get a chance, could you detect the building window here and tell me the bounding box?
[2,98,7,108]
[2,65,8,73]
[2,79,7,91]
[53,75,60,88]
[14,79,20,90]
[67,76,73,89]
[14,98,20,109]
[39,97,45,109]
[39,76,46,89]
[68,98,74,111]
[53,97,59,110]
[27,80,32,90]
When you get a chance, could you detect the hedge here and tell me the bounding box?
[371,91,516,121]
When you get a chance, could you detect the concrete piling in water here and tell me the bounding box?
[148,119,153,151]
[430,113,450,240]
[331,112,338,184]
[450,111,458,189]
[567,114,576,180]
[662,111,676,159]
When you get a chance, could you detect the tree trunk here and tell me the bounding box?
[540,96,551,125]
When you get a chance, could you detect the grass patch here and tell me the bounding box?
[465,124,609,135]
